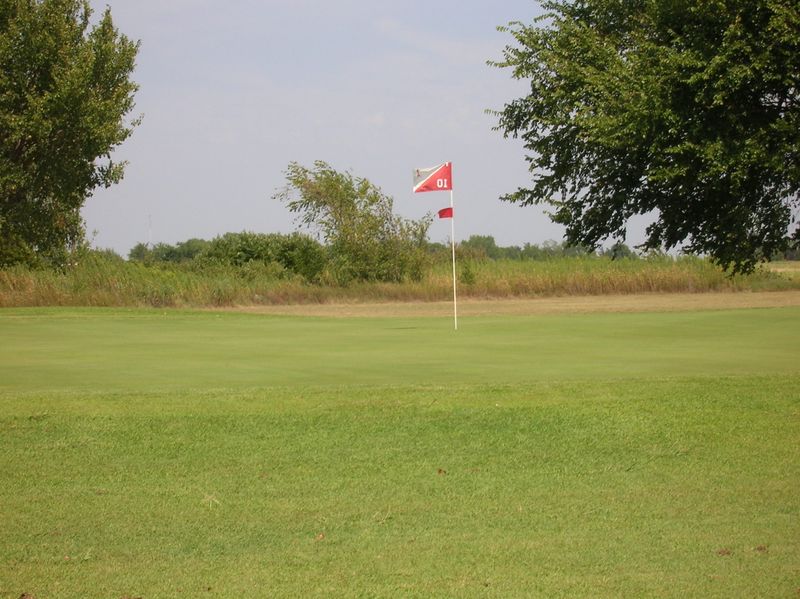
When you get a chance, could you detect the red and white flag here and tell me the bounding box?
[412,162,457,329]
[413,162,452,193]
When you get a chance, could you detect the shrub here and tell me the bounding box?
[274,161,432,283]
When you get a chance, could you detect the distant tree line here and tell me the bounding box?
[456,235,639,261]
[126,231,798,281]
[125,232,658,282]
[129,232,327,282]
[129,233,607,267]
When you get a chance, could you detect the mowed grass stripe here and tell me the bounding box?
[1,377,798,598]
[0,306,798,393]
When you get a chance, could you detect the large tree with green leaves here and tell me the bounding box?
[492,0,799,272]
[0,0,139,267]
[274,161,432,284]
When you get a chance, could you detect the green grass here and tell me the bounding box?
[1,307,799,392]
[1,307,799,598]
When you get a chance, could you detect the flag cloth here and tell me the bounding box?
[438,207,453,219]
[413,162,452,193]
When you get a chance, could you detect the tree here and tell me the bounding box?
[274,161,432,283]
[0,0,139,267]
[460,235,502,259]
[492,0,799,273]
[127,242,150,262]
[601,242,638,260]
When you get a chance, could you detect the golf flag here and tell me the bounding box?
[412,161,458,330]
[438,207,454,219]
[413,162,452,193]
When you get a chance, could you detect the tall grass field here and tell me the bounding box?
[1,306,798,597]
[2,251,798,308]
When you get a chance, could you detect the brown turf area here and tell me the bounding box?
[216,290,800,318]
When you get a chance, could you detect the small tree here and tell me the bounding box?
[0,0,139,267]
[274,161,432,283]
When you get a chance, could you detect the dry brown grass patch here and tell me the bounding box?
[217,290,800,318]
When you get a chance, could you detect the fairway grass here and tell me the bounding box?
[1,307,798,598]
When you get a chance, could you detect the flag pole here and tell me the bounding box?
[450,189,458,331]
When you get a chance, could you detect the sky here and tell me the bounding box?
[83,1,578,256]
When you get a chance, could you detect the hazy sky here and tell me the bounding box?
[83,1,576,255]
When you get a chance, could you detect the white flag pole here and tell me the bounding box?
[449,189,458,331]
